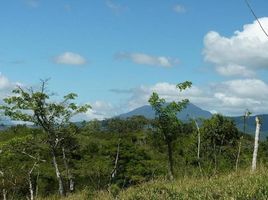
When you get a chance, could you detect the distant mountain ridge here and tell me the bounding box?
[119,103,212,120]
[230,115,268,140]
[1,103,268,139]
[119,103,268,139]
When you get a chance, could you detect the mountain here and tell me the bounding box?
[119,103,212,120]
[230,115,268,140]
[119,103,268,140]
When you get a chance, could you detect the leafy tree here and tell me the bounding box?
[0,134,45,200]
[200,114,239,174]
[148,81,192,180]
[236,109,252,171]
[0,81,90,196]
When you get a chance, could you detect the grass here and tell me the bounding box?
[40,167,268,200]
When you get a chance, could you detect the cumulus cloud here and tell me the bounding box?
[212,79,268,99]
[0,73,22,100]
[126,82,209,111]
[54,52,87,65]
[111,79,268,116]
[0,73,21,91]
[203,17,268,77]
[0,74,16,124]
[116,52,179,67]
[73,101,124,121]
[0,74,12,90]
[216,64,256,77]
[173,4,186,13]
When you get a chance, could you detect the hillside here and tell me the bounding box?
[41,168,268,200]
[94,168,268,200]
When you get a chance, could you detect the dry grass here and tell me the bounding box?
[41,167,268,200]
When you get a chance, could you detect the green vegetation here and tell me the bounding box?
[148,81,192,180]
[94,167,268,200]
[38,168,268,200]
[0,81,267,199]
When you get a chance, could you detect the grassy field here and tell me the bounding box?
[40,168,268,200]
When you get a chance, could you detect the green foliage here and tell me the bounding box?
[109,184,120,198]
[199,114,240,173]
[0,82,90,133]
[1,80,267,199]
[0,113,263,199]
[148,81,192,179]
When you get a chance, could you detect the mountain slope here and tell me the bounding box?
[119,103,212,120]
[119,104,268,139]
[231,114,268,140]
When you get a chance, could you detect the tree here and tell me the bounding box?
[236,109,251,171]
[190,117,203,174]
[0,134,45,200]
[148,81,192,180]
[200,114,239,174]
[0,80,90,196]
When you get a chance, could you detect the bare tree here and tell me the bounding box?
[251,116,261,172]
[110,139,121,184]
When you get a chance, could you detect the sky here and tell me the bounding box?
[1,0,268,119]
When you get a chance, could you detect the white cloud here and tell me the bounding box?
[116,52,179,67]
[117,79,268,116]
[0,73,12,90]
[173,4,186,13]
[212,79,268,99]
[0,73,22,100]
[73,101,124,121]
[87,101,118,120]
[201,79,268,115]
[126,82,206,111]
[54,52,87,65]
[216,64,255,77]
[203,17,268,77]
[69,78,268,121]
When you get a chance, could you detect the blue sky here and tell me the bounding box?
[1,0,268,119]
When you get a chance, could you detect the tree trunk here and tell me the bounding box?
[213,140,217,174]
[51,149,65,196]
[2,188,7,200]
[35,170,39,199]
[69,178,74,193]
[194,119,202,174]
[28,175,34,200]
[236,115,246,172]
[62,147,74,193]
[167,141,174,180]
[235,137,242,172]
[2,179,6,200]
[28,162,37,200]
[110,140,120,184]
[251,116,261,172]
